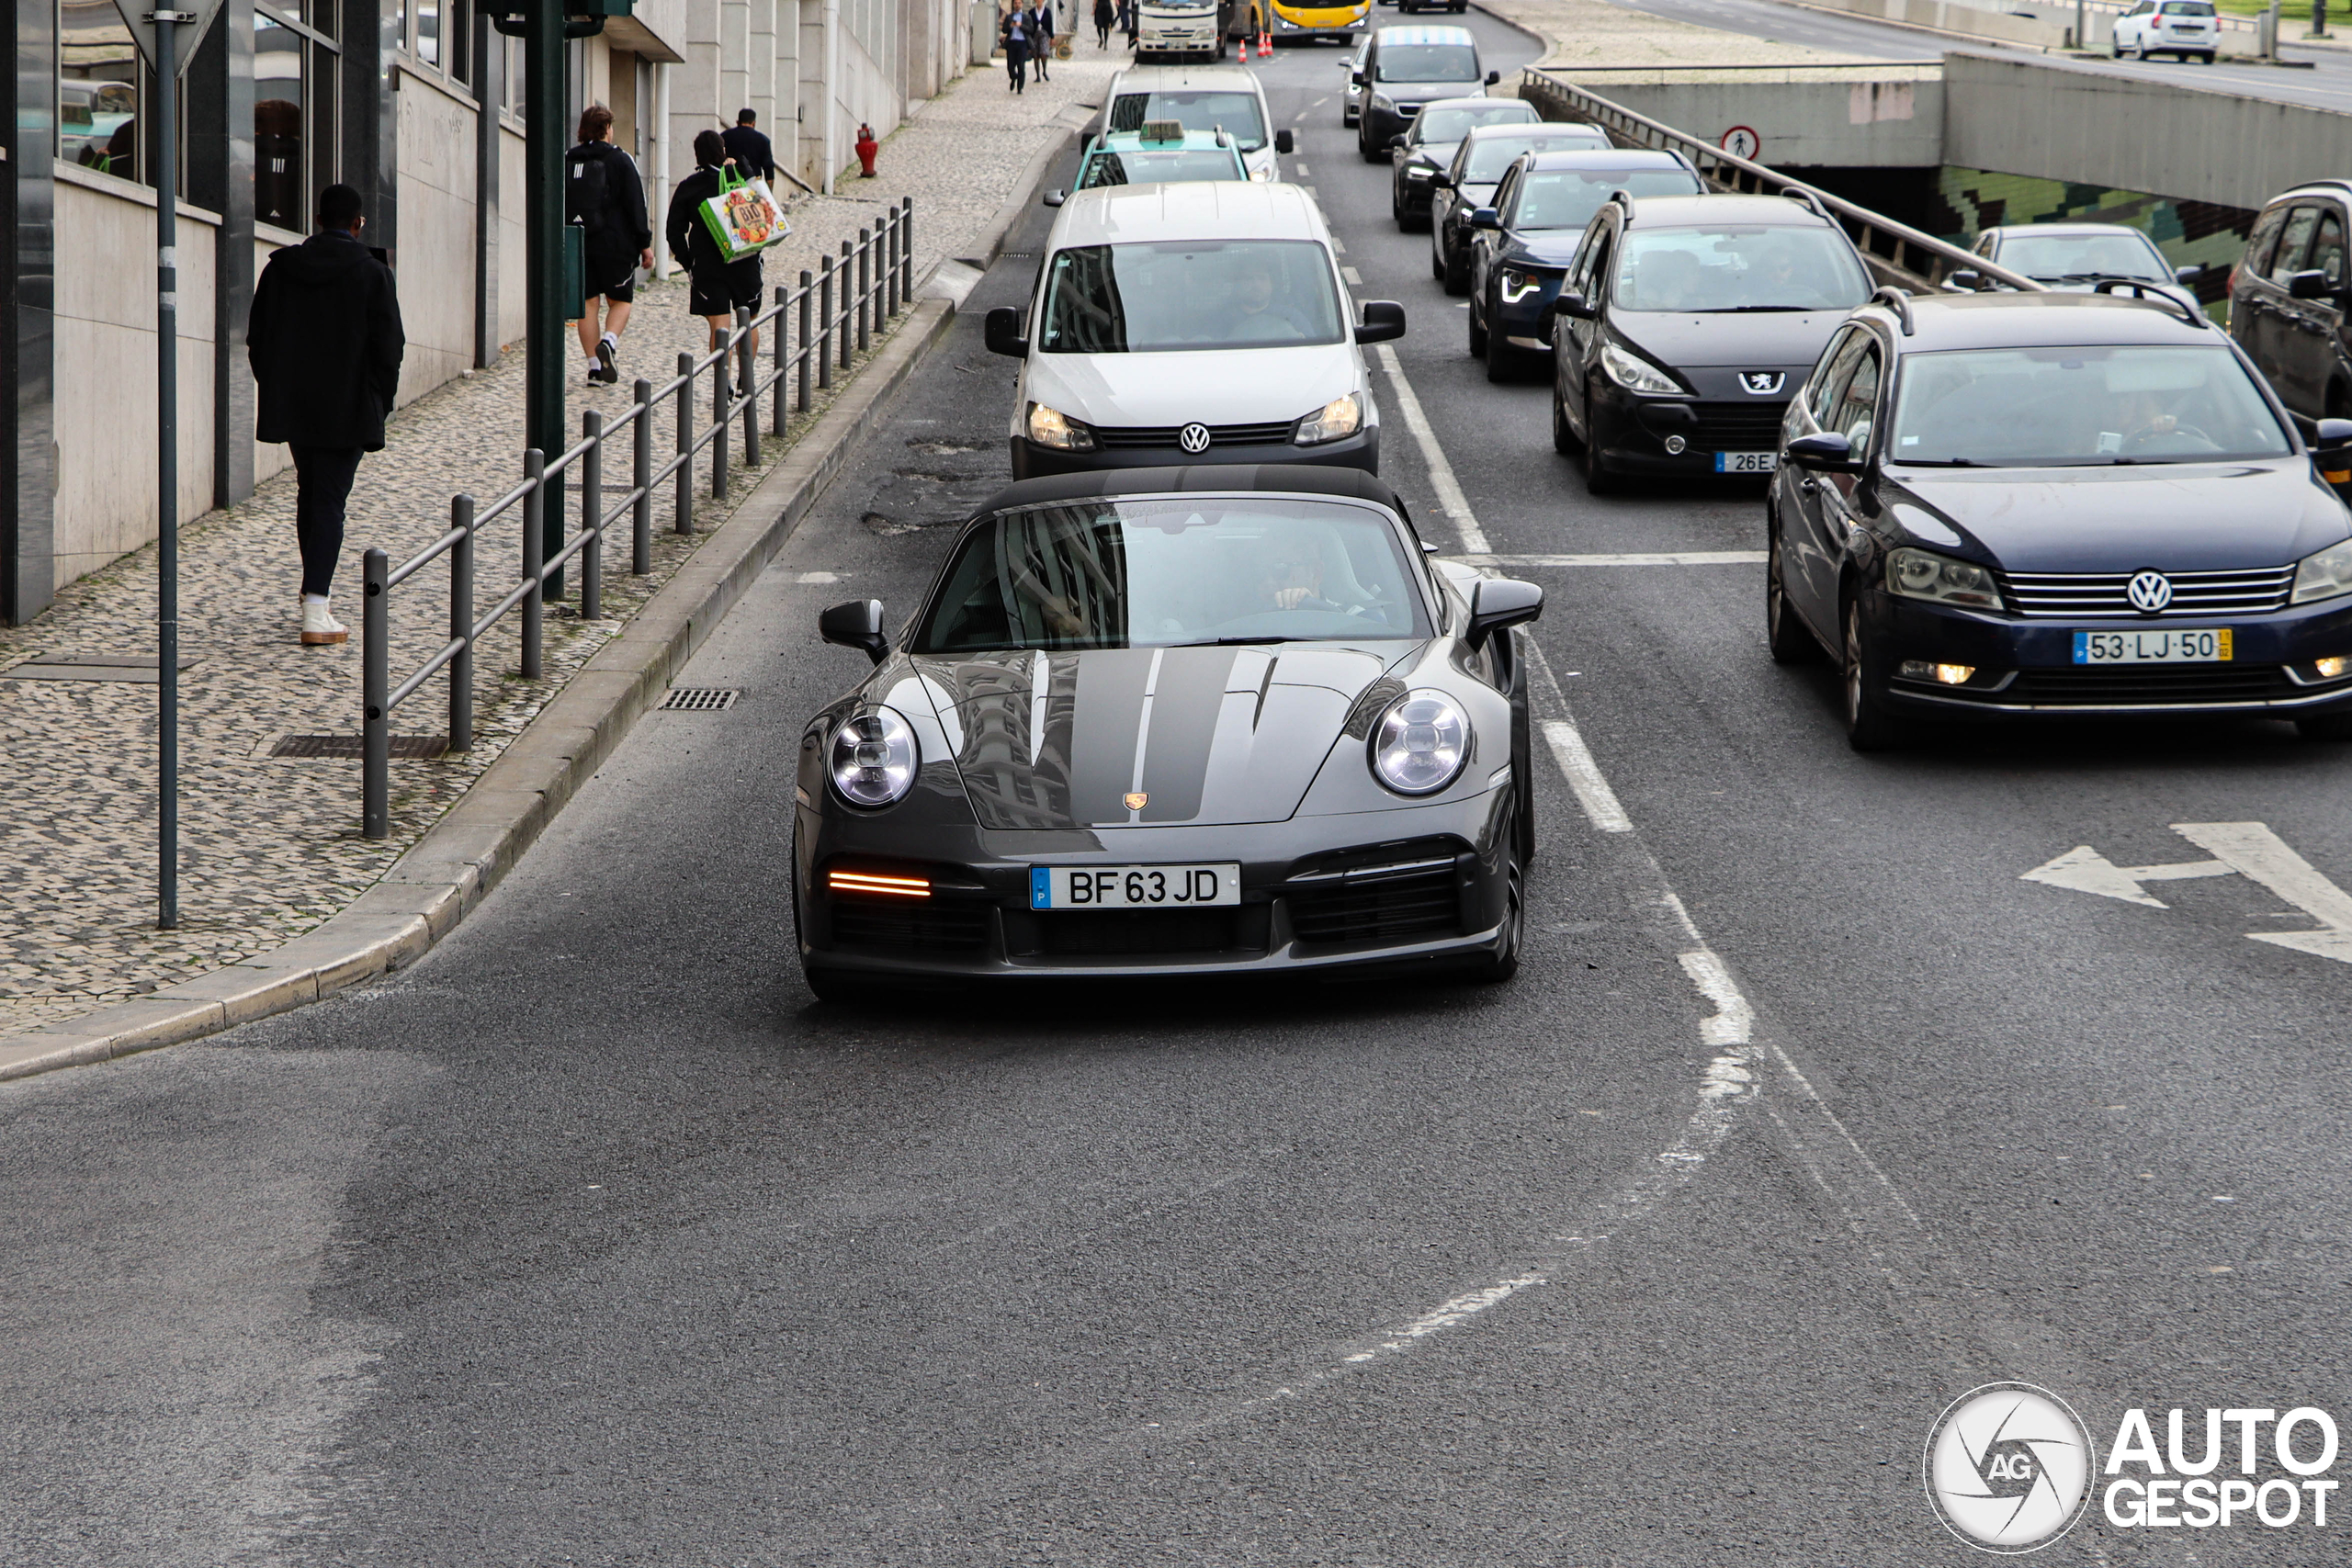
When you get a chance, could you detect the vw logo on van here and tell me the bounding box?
[1179,423,1213,455]
[2127,570,2175,615]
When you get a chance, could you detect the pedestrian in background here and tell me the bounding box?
[1002,7,1030,93]
[666,130,764,380]
[722,107,775,185]
[1030,1,1055,80]
[1094,0,1114,47]
[1120,0,1137,47]
[247,182,404,648]
[565,105,652,387]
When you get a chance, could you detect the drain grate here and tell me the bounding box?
[272,733,448,760]
[660,687,741,711]
[5,653,201,683]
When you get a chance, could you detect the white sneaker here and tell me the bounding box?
[300,598,348,646]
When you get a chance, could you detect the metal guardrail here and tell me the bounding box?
[356,197,917,840]
[1518,67,2047,297]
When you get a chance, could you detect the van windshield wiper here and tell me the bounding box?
[1893,457,1989,467]
[1169,635,1292,647]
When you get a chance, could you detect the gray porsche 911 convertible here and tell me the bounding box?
[792,467,1544,996]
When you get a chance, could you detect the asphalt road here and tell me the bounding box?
[6,17,2350,1567]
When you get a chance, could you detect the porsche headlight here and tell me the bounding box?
[828,706,920,807]
[1025,401,1096,452]
[1295,393,1362,446]
[2292,538,2352,605]
[1499,266,1546,303]
[1370,689,1469,796]
[1886,547,2003,611]
[1600,342,1681,396]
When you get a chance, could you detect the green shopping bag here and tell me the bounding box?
[698,164,789,264]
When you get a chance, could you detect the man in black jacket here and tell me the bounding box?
[667,130,765,373]
[721,109,775,185]
[247,183,405,646]
[567,105,654,385]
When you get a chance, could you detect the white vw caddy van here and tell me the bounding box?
[1102,63,1294,183]
[985,182,1406,479]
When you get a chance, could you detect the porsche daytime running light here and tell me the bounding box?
[829,707,920,807]
[1499,266,1545,303]
[1886,547,2003,611]
[1600,342,1681,396]
[1370,690,1469,795]
[1026,402,1096,452]
[2291,538,2352,605]
[1295,393,1363,446]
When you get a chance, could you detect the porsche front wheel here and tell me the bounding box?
[1466,862,1523,983]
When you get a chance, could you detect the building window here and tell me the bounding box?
[59,0,145,184]
[254,2,339,231]
[398,0,470,82]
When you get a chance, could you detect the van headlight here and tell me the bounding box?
[1369,690,1469,795]
[1025,401,1097,452]
[2292,538,2352,604]
[1600,342,1682,395]
[1295,393,1362,446]
[1886,547,2003,611]
[829,707,920,807]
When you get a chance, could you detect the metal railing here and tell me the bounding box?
[356,197,917,839]
[1518,68,2045,296]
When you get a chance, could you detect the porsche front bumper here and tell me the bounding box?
[795,786,1516,981]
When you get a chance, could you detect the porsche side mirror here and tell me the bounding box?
[2176,263,2204,286]
[1945,268,1983,292]
[2288,269,2340,301]
[1468,206,1500,231]
[1550,289,1591,321]
[1275,129,1295,154]
[1486,70,1502,85]
[820,600,890,664]
[1355,299,1407,344]
[1042,187,1067,208]
[1784,432,1856,470]
[984,306,1028,357]
[1466,578,1544,651]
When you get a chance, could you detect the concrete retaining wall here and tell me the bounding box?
[1559,66,1944,168]
[1789,0,2073,50]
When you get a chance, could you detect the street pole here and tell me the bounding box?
[154,9,182,931]
[526,0,568,598]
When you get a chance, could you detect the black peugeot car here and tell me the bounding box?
[1386,96,1537,230]
[1430,122,1613,292]
[1548,192,1874,492]
[1465,148,1703,382]
[794,466,1544,994]
[1768,288,2352,749]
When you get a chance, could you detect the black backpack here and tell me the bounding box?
[566,147,610,231]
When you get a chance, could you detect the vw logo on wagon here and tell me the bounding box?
[1739,372,1786,396]
[1178,423,1213,455]
[2127,570,2175,615]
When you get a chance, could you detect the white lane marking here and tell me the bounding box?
[1340,265,1362,285]
[1541,718,1631,834]
[1294,161,1310,175]
[1370,344,1490,554]
[1299,184,1319,198]
[1678,949,1755,1047]
[2026,821,2352,964]
[1330,233,1346,254]
[1467,551,1765,568]
[796,570,842,582]
[2021,845,2230,908]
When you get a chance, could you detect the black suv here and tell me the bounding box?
[1547,191,1873,492]
[2228,180,2352,428]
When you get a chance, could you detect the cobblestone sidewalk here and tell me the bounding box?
[0,49,1119,1043]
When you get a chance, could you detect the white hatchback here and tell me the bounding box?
[984,183,1406,479]
[2112,0,2219,62]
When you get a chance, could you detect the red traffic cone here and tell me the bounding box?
[1261,28,1272,51]
[1238,35,1250,60]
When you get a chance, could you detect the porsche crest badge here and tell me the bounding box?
[1125,792,1148,811]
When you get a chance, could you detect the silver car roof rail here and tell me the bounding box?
[2089,277,2211,330]
[1870,285,1916,336]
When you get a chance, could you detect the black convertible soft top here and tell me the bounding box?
[969,465,1419,528]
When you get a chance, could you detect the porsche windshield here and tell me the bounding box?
[912,500,1432,653]
[1614,225,1871,312]
[1038,241,1346,353]
[1890,345,2294,467]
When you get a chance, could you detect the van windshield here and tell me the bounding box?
[1039,241,1347,354]
[1109,90,1270,151]
[1614,226,1872,312]
[1376,44,1479,83]
[1891,345,2292,467]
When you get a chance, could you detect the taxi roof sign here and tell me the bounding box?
[1140,118,1187,144]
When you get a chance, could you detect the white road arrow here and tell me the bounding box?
[2023,821,2352,964]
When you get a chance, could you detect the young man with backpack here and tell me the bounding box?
[566,105,653,386]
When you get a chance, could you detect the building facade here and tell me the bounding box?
[1,0,970,625]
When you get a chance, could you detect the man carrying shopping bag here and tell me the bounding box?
[666,130,783,381]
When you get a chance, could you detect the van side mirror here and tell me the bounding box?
[984,307,1028,357]
[1355,299,1407,344]
[1468,207,1500,231]
[1945,268,1983,292]
[1466,578,1544,651]
[1350,70,1364,85]
[1784,432,1857,470]
[820,600,890,665]
[1486,70,1502,85]
[2289,269,2341,301]
[1274,129,1295,154]
[1042,187,1067,208]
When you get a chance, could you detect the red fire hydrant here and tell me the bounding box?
[854,123,879,178]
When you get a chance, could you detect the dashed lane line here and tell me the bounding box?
[1370,344,1489,554]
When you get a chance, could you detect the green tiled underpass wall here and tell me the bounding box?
[1934,166,2258,321]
